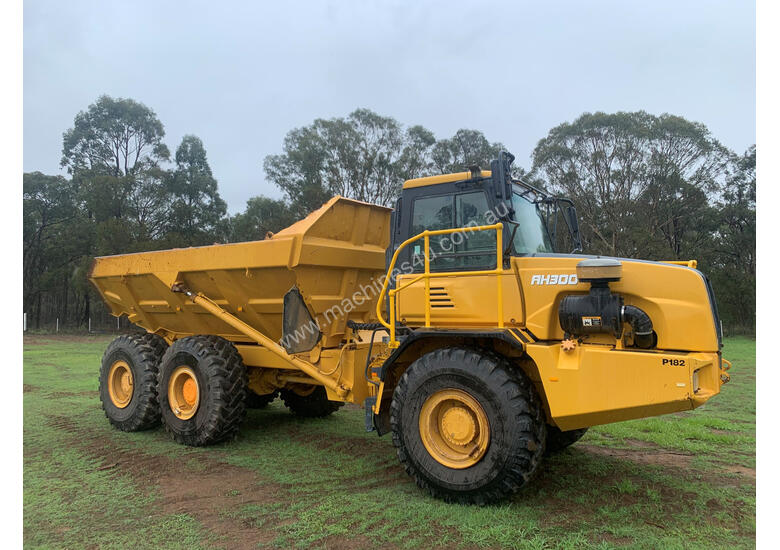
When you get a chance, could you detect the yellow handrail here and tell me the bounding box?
[376,223,504,347]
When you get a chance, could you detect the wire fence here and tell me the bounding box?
[23,300,139,335]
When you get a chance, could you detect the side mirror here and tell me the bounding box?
[490,151,515,202]
[562,203,582,253]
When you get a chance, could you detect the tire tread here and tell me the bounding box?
[99,332,167,432]
[158,335,248,446]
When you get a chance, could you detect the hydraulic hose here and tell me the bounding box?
[622,305,654,349]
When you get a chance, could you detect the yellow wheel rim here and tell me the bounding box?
[168,366,200,420]
[419,389,490,469]
[108,360,134,408]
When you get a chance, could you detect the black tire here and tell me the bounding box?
[99,332,167,432]
[545,426,588,454]
[158,335,248,446]
[390,347,546,505]
[246,390,278,409]
[280,385,343,417]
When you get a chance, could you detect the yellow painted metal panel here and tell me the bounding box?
[396,272,524,327]
[513,257,719,352]
[319,345,372,404]
[526,343,722,431]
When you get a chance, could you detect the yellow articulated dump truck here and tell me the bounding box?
[90,152,730,504]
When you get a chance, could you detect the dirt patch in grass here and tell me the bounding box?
[578,441,755,484]
[156,463,283,549]
[41,411,431,550]
[47,390,99,398]
[23,384,39,393]
[46,415,287,549]
[579,443,694,469]
[285,428,393,461]
[719,464,756,479]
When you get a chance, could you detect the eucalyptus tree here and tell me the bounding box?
[532,111,729,259]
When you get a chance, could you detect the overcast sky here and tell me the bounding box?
[24,0,756,213]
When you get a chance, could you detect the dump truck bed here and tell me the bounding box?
[90,196,392,347]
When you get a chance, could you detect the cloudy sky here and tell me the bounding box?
[24,0,755,213]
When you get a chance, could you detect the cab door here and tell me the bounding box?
[393,187,523,328]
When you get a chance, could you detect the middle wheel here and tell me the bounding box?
[158,335,248,446]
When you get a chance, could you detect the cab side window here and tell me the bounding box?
[411,194,455,270]
[455,191,496,268]
[409,191,495,271]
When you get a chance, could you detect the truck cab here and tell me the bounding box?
[387,152,581,276]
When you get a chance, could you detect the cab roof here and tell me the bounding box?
[402,170,493,189]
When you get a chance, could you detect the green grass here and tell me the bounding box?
[24,335,755,549]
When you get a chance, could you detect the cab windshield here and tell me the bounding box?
[510,191,553,254]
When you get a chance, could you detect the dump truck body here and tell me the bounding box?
[91,196,391,405]
[91,196,391,347]
[91,152,729,504]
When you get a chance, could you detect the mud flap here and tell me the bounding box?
[363,396,391,435]
[281,286,321,354]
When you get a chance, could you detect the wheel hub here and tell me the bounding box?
[108,360,134,408]
[419,389,490,469]
[169,366,200,420]
[441,406,477,446]
[182,378,198,405]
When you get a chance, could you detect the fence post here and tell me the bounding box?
[23,312,27,332]
[56,318,59,333]
[88,317,91,333]
[117,316,120,330]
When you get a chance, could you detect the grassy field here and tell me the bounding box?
[23,335,755,549]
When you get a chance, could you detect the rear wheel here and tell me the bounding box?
[390,347,546,504]
[99,333,167,432]
[545,426,588,454]
[280,385,343,417]
[158,335,247,446]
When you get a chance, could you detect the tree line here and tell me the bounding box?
[23,95,755,333]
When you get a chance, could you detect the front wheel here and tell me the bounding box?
[158,335,247,446]
[390,347,546,504]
